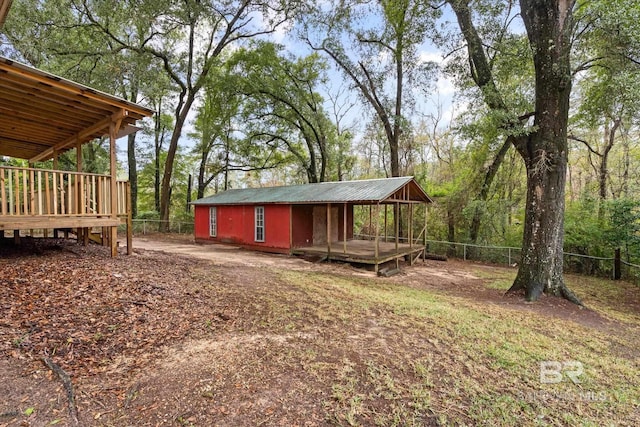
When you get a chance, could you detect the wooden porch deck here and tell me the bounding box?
[0,166,133,253]
[292,239,425,269]
[0,215,121,231]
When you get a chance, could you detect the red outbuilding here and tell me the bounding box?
[192,177,433,271]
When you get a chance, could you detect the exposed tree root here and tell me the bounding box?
[505,281,584,306]
[42,356,79,426]
[560,285,584,306]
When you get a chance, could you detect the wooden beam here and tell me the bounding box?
[109,117,122,257]
[326,203,332,260]
[0,216,120,230]
[384,204,388,242]
[374,204,380,274]
[0,59,153,118]
[395,202,399,252]
[423,203,428,262]
[30,110,127,162]
[0,0,13,29]
[126,182,133,255]
[409,203,414,248]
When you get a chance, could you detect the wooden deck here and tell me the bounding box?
[292,239,425,269]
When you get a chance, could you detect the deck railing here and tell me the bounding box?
[0,165,129,217]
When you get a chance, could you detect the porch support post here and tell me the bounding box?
[343,203,347,254]
[126,182,133,255]
[395,202,399,252]
[395,202,400,270]
[368,205,372,239]
[374,203,380,273]
[384,204,388,242]
[109,117,123,257]
[52,150,59,240]
[326,203,332,260]
[409,203,413,248]
[423,202,428,262]
[76,139,84,244]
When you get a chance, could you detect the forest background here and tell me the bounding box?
[1,0,640,271]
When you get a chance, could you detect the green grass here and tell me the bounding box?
[268,267,640,426]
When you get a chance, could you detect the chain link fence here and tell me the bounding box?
[119,222,640,283]
[118,219,194,235]
[425,239,640,283]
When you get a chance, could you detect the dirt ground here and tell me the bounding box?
[0,235,638,426]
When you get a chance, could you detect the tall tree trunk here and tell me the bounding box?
[447,207,456,257]
[159,94,196,230]
[127,133,138,218]
[622,137,630,198]
[154,144,161,212]
[154,97,164,213]
[186,174,192,212]
[508,0,581,304]
[468,136,513,249]
[449,0,522,250]
[197,149,208,200]
[599,118,621,201]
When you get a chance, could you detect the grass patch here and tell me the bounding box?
[272,267,640,426]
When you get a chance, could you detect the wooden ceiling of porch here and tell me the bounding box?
[0,57,154,162]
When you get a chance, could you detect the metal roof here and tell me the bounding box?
[0,56,154,161]
[192,176,433,206]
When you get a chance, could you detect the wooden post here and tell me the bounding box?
[368,205,372,239]
[395,202,399,252]
[374,203,380,273]
[384,204,388,243]
[109,119,121,257]
[423,203,428,262]
[13,230,20,245]
[614,248,622,280]
[343,203,347,254]
[409,203,414,248]
[326,203,332,260]
[126,182,133,255]
[76,139,82,242]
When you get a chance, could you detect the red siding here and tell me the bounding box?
[292,205,314,247]
[194,205,212,240]
[194,203,291,252]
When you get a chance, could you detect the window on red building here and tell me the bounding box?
[255,206,265,242]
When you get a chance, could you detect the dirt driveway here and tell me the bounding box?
[1,236,637,426]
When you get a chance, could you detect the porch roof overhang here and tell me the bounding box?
[192,176,434,206]
[0,56,154,162]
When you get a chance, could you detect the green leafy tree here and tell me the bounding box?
[446,0,583,303]
[75,0,300,230]
[302,0,439,177]
[231,42,338,183]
